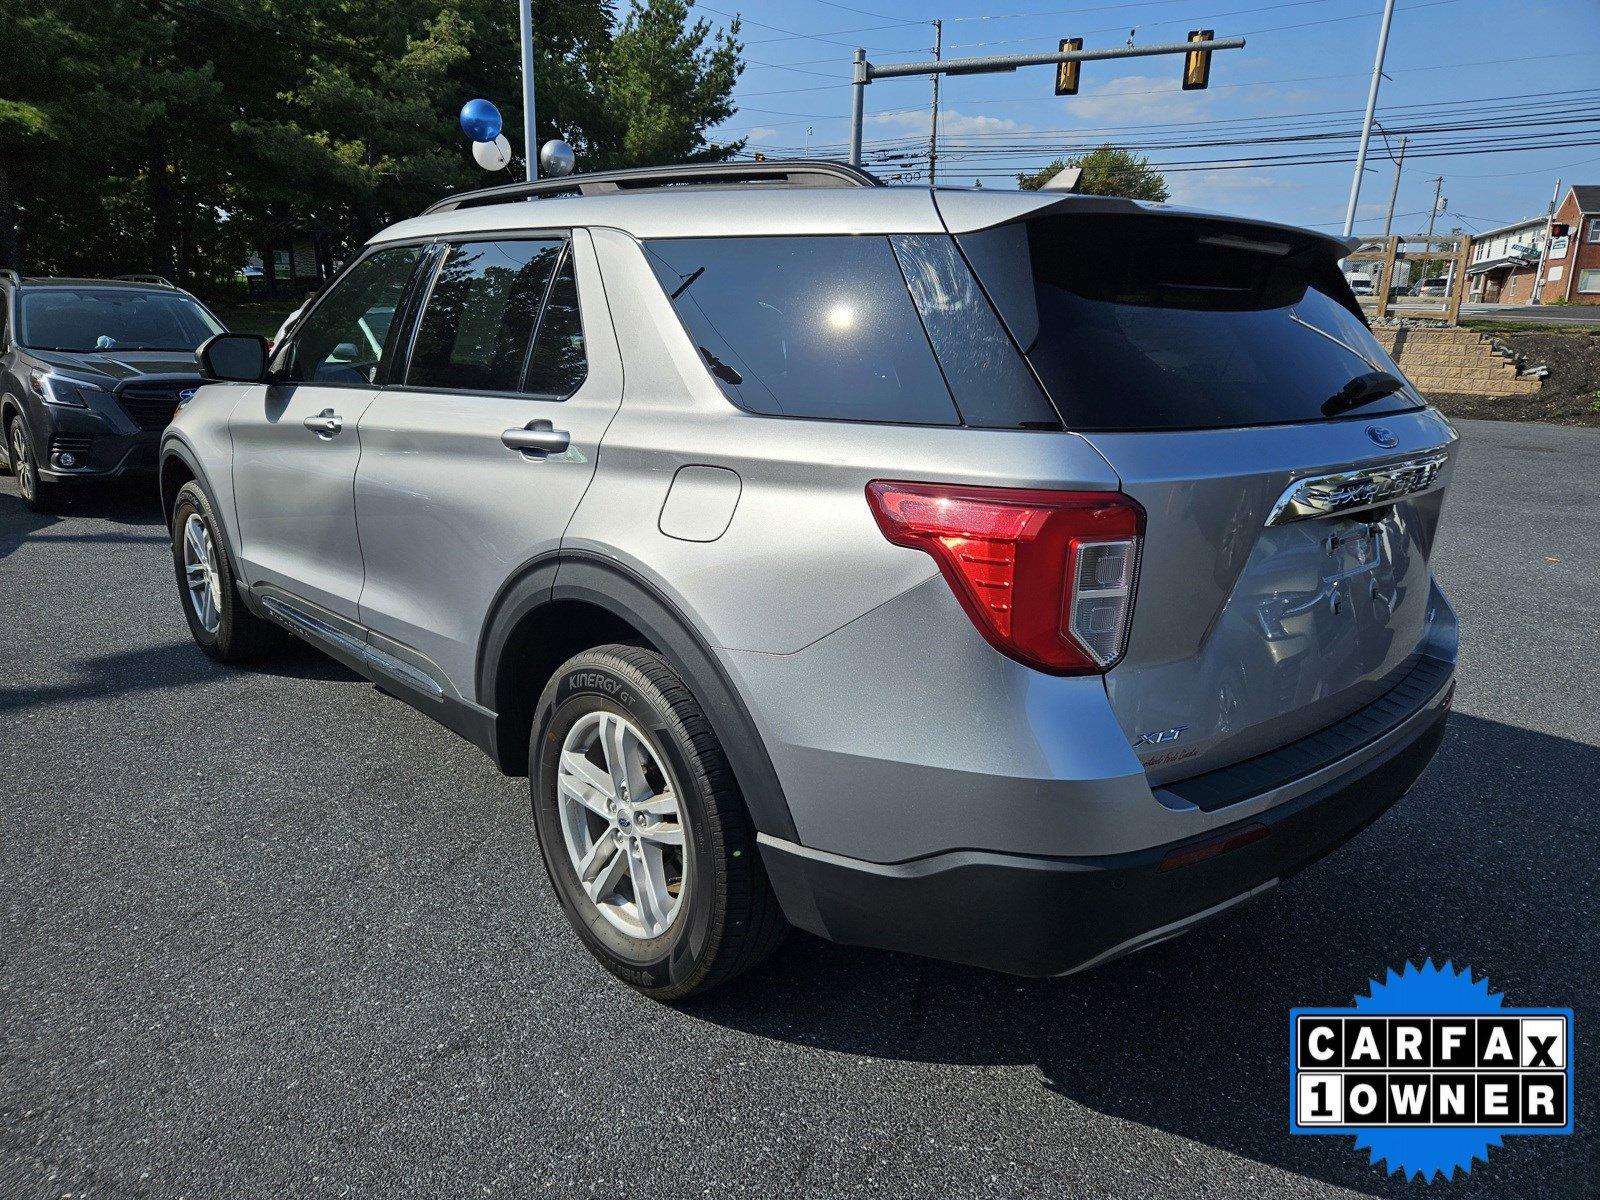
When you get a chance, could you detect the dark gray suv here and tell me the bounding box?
[1,272,223,510]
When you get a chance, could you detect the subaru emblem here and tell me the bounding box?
[178,388,197,403]
[1365,425,1398,449]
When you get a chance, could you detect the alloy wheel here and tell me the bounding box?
[556,710,688,940]
[10,421,34,501]
[182,513,222,634]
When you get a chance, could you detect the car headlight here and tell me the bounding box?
[29,370,96,409]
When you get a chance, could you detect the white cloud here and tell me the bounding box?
[868,108,1034,138]
[1062,74,1211,126]
[743,126,779,142]
[1164,170,1297,218]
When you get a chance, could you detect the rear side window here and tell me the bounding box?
[407,239,565,393]
[960,214,1423,432]
[646,235,959,426]
[889,235,1058,429]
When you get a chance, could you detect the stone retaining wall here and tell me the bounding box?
[1372,326,1542,397]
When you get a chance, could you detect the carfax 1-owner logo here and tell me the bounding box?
[1289,961,1574,1182]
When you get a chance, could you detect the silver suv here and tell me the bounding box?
[161,162,1458,999]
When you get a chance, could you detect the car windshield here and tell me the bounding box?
[18,288,224,352]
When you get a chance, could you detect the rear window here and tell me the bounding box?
[645,234,1059,429]
[960,214,1424,432]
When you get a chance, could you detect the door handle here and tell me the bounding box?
[501,419,571,458]
[302,408,343,439]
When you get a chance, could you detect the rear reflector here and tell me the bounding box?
[1158,822,1270,872]
[865,481,1143,674]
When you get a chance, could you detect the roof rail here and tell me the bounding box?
[115,273,175,287]
[425,159,883,215]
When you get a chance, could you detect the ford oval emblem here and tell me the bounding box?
[1365,425,1399,449]
[178,388,197,402]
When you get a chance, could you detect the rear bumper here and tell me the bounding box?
[759,679,1451,977]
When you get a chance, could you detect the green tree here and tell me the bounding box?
[1,0,747,285]
[595,0,743,168]
[1016,145,1170,202]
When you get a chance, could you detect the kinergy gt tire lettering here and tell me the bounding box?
[529,645,785,1000]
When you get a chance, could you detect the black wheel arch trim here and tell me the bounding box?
[477,550,800,843]
[159,437,248,591]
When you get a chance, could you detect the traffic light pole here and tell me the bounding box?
[846,37,1246,168]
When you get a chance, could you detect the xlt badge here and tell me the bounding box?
[1132,725,1187,748]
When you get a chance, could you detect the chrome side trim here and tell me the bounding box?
[259,595,447,700]
[1266,450,1449,526]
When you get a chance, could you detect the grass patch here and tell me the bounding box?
[1461,319,1600,335]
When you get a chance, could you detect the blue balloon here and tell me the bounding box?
[459,98,503,143]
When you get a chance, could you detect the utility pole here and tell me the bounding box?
[1423,175,1445,289]
[1342,0,1397,237]
[1381,135,1407,238]
[1425,175,1444,240]
[928,20,942,185]
[519,0,538,179]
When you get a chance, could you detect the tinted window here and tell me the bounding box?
[407,239,564,392]
[284,245,422,385]
[646,235,958,425]
[523,249,587,397]
[962,215,1423,431]
[889,235,1059,430]
[18,288,222,352]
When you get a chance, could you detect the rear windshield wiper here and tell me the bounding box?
[1321,370,1407,416]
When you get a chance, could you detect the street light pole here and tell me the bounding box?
[519,0,538,179]
[1341,0,1397,237]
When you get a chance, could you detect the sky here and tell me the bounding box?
[695,0,1600,236]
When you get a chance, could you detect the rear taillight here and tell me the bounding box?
[866,481,1143,675]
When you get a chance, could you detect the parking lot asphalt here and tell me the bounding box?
[2,418,1596,1199]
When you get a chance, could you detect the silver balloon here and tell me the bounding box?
[539,139,577,178]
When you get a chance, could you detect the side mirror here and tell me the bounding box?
[199,333,270,383]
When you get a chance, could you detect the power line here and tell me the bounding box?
[695,4,923,50]
[727,48,1596,132]
[752,89,1600,153]
[802,0,920,20]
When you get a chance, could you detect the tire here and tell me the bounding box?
[530,645,787,1000]
[170,481,283,663]
[8,411,60,512]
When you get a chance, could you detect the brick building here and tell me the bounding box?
[1537,184,1600,305]
[1465,216,1545,304]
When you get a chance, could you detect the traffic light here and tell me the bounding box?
[1183,29,1214,90]
[1054,38,1082,96]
